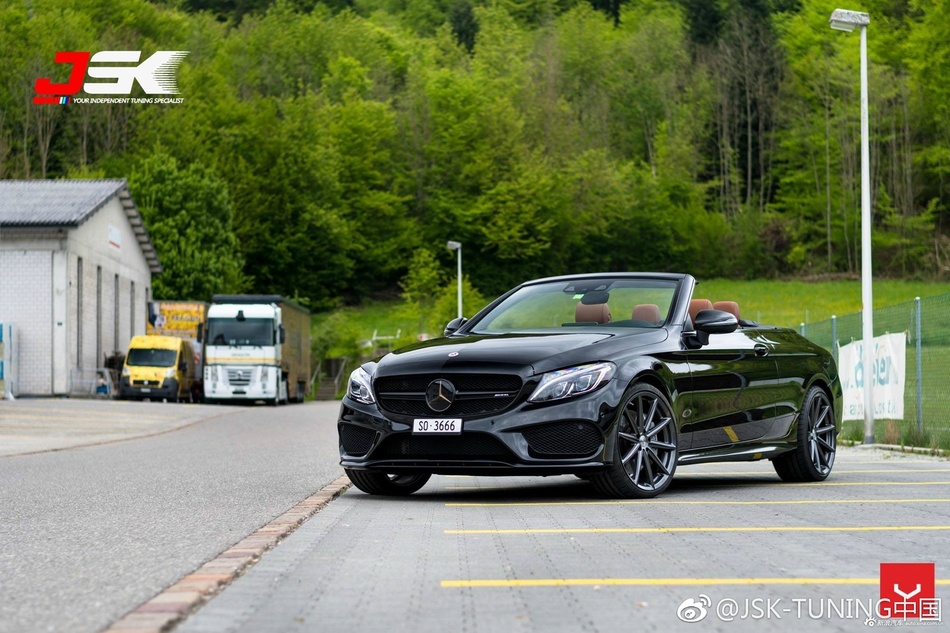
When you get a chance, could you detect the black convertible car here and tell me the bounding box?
[338,273,841,498]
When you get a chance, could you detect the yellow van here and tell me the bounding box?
[119,335,196,402]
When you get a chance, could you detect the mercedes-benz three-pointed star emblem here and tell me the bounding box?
[425,379,457,413]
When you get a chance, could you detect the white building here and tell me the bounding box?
[0,180,161,396]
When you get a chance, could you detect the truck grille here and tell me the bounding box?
[226,368,253,386]
[375,374,523,419]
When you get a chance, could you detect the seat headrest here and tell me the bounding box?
[713,301,740,321]
[689,299,713,323]
[632,304,660,323]
[575,302,611,324]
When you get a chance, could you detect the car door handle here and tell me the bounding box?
[754,344,769,357]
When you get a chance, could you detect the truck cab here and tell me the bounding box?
[119,335,196,402]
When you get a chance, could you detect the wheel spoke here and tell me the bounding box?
[618,431,639,443]
[632,450,644,484]
[650,440,676,451]
[647,447,671,476]
[621,443,640,465]
[817,436,835,453]
[642,449,655,489]
[646,415,671,439]
[644,397,659,429]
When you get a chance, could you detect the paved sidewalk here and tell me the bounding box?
[0,398,239,457]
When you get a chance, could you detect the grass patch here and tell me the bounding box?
[696,279,950,329]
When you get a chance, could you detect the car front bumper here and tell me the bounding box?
[338,384,625,476]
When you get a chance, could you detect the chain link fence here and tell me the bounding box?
[800,293,950,450]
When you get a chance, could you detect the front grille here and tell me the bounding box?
[339,423,377,456]
[371,433,514,461]
[522,421,603,457]
[132,380,160,387]
[375,374,522,419]
[227,368,252,386]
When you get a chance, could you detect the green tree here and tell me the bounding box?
[128,152,247,299]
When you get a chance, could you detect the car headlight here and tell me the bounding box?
[347,366,375,405]
[122,366,130,377]
[165,368,177,378]
[528,362,615,403]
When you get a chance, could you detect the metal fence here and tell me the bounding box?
[800,292,950,448]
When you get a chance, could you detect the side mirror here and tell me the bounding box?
[444,317,467,336]
[687,309,738,347]
[279,324,286,344]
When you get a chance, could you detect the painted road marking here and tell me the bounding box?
[441,577,950,588]
[446,497,950,507]
[445,525,950,535]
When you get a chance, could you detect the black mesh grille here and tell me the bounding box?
[339,423,377,457]
[522,421,603,457]
[375,374,523,419]
[371,433,514,461]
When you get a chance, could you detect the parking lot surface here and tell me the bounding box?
[177,447,950,633]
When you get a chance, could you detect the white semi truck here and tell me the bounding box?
[202,295,311,405]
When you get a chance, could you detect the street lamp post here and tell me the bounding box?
[830,8,874,444]
[446,240,462,319]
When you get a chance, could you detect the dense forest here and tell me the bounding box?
[2,0,949,309]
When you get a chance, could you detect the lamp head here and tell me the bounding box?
[830,8,870,32]
[446,240,462,251]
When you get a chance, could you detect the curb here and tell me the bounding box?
[102,475,351,633]
[840,441,948,458]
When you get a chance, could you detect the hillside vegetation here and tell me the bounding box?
[3,0,950,311]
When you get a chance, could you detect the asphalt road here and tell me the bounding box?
[3,400,949,633]
[0,399,342,633]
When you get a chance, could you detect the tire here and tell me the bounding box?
[345,469,431,496]
[590,383,678,499]
[772,386,836,482]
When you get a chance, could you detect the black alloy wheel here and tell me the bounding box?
[772,386,836,482]
[591,383,678,499]
[345,469,432,496]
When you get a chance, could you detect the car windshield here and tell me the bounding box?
[469,278,678,334]
[126,348,177,367]
[206,318,274,346]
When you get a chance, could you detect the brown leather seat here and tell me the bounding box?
[575,302,612,324]
[688,299,713,325]
[632,304,660,323]
[713,301,740,321]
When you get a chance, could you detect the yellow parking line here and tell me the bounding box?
[441,578,950,588]
[446,498,950,508]
[446,525,950,535]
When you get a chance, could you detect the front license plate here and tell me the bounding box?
[413,418,462,435]
[140,388,151,393]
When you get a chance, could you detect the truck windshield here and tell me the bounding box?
[206,318,274,346]
[126,348,177,367]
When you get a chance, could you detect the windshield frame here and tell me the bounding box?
[465,276,681,335]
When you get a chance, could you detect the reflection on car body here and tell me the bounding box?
[337,272,841,498]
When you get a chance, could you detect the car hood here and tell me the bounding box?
[372,330,668,378]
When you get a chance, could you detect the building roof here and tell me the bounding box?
[0,179,161,273]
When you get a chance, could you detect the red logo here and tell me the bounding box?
[880,562,940,620]
[33,51,188,104]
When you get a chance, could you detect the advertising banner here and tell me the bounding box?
[837,332,906,421]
